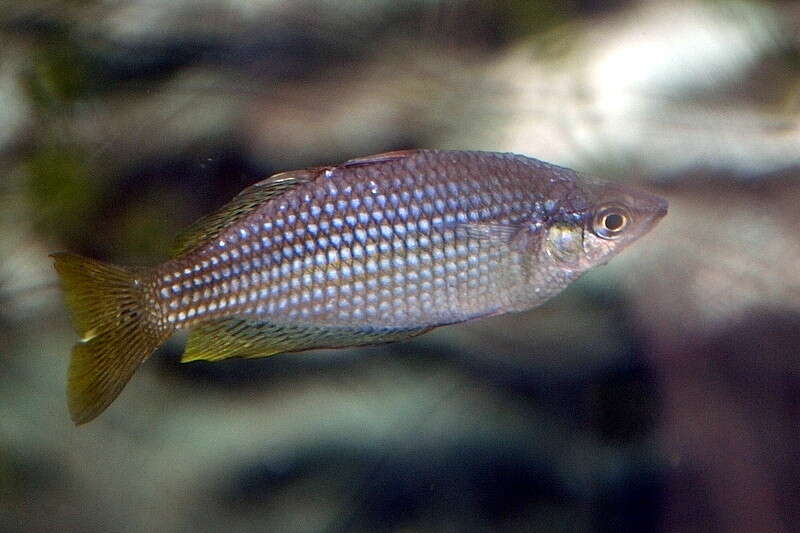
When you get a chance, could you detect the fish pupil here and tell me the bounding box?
[603,213,625,231]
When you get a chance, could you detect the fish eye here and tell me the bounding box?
[593,205,630,239]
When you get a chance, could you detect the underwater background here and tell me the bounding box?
[2,1,799,531]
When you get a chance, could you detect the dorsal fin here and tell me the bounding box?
[341,149,420,168]
[181,317,430,362]
[172,168,323,256]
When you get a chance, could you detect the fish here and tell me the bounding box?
[52,149,667,424]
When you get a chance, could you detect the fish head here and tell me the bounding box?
[539,179,668,272]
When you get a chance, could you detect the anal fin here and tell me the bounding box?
[182,317,430,362]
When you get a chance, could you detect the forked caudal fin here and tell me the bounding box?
[51,253,169,425]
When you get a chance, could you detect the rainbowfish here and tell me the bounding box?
[52,149,667,424]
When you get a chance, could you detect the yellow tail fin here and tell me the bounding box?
[51,253,169,425]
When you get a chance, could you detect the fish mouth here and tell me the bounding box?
[629,189,668,223]
[652,196,669,219]
[631,192,668,240]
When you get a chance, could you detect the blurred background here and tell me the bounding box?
[1,0,799,531]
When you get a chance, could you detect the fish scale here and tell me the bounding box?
[52,148,667,424]
[155,150,548,330]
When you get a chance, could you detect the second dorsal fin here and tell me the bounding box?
[172,168,322,256]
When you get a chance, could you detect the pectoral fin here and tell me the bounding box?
[182,317,430,362]
[457,223,523,243]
